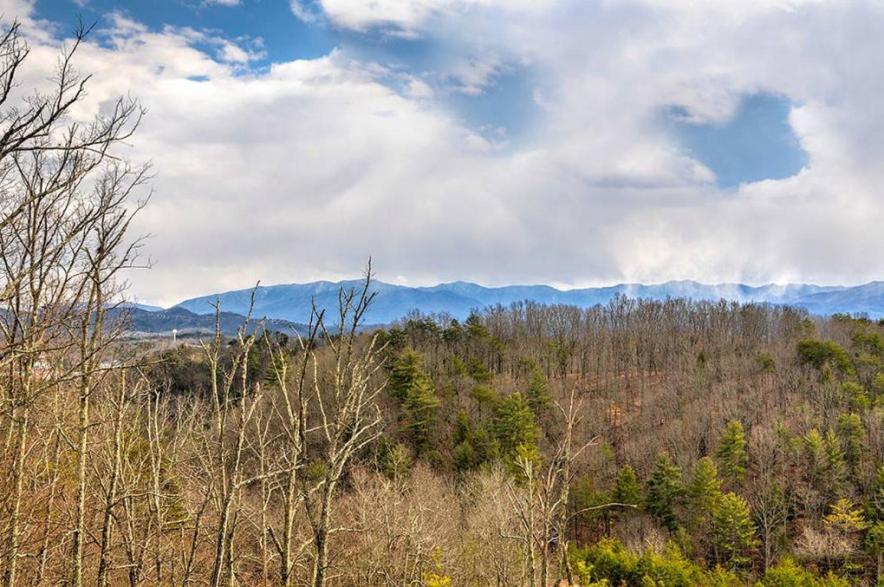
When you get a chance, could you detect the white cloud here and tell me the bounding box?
[299,0,554,35]
[3,0,883,306]
[289,1,322,24]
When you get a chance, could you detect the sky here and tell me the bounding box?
[3,0,883,306]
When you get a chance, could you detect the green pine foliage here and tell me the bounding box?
[645,452,686,533]
[823,429,847,497]
[710,492,757,569]
[690,457,723,510]
[689,456,723,529]
[389,349,440,454]
[614,464,644,507]
[525,366,552,416]
[797,339,855,376]
[759,557,850,586]
[717,420,748,485]
[493,392,539,467]
[835,413,864,475]
[571,538,741,586]
[452,411,498,472]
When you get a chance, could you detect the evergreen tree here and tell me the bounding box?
[716,420,748,485]
[823,498,868,534]
[645,452,685,533]
[843,382,870,412]
[711,492,757,569]
[401,379,440,454]
[822,499,869,578]
[804,427,827,484]
[836,413,864,475]
[388,349,428,401]
[823,429,847,497]
[452,439,476,473]
[389,349,440,454]
[525,366,552,416]
[760,557,850,586]
[689,457,722,527]
[611,464,643,527]
[467,358,492,383]
[613,464,643,507]
[573,476,613,535]
[873,373,884,401]
[493,392,539,466]
[380,441,412,483]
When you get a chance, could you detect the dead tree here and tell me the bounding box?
[265,317,322,586]
[198,295,264,587]
[301,265,388,587]
[0,20,143,586]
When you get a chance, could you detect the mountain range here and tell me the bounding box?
[150,280,884,326]
[113,306,307,338]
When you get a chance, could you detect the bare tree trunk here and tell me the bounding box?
[311,483,335,587]
[36,430,62,585]
[3,407,29,587]
[302,265,388,587]
[71,354,93,587]
[97,371,132,587]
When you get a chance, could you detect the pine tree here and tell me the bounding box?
[823,498,868,534]
[804,428,827,484]
[401,377,440,455]
[381,442,412,483]
[388,349,427,401]
[525,367,552,416]
[711,492,757,569]
[612,465,643,527]
[389,349,440,454]
[645,452,685,533]
[452,439,476,473]
[823,429,847,498]
[836,413,864,475]
[613,465,643,507]
[689,457,722,528]
[493,392,539,467]
[716,420,748,485]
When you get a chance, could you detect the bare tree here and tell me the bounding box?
[197,295,264,587]
[265,316,321,585]
[0,20,144,587]
[301,265,388,587]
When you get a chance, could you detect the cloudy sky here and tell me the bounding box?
[7,0,883,305]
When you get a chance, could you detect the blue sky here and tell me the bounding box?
[36,0,545,144]
[35,0,336,62]
[34,0,810,184]
[7,0,882,303]
[667,93,808,189]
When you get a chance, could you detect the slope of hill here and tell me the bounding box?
[111,306,308,337]
[789,281,884,316]
[170,280,883,324]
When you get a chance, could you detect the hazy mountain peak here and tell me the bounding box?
[170,279,883,324]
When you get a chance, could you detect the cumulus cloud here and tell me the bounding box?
[3,0,882,306]
[301,0,552,34]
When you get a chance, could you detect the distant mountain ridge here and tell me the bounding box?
[112,306,308,337]
[170,280,884,324]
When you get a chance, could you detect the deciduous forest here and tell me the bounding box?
[1,20,883,587]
